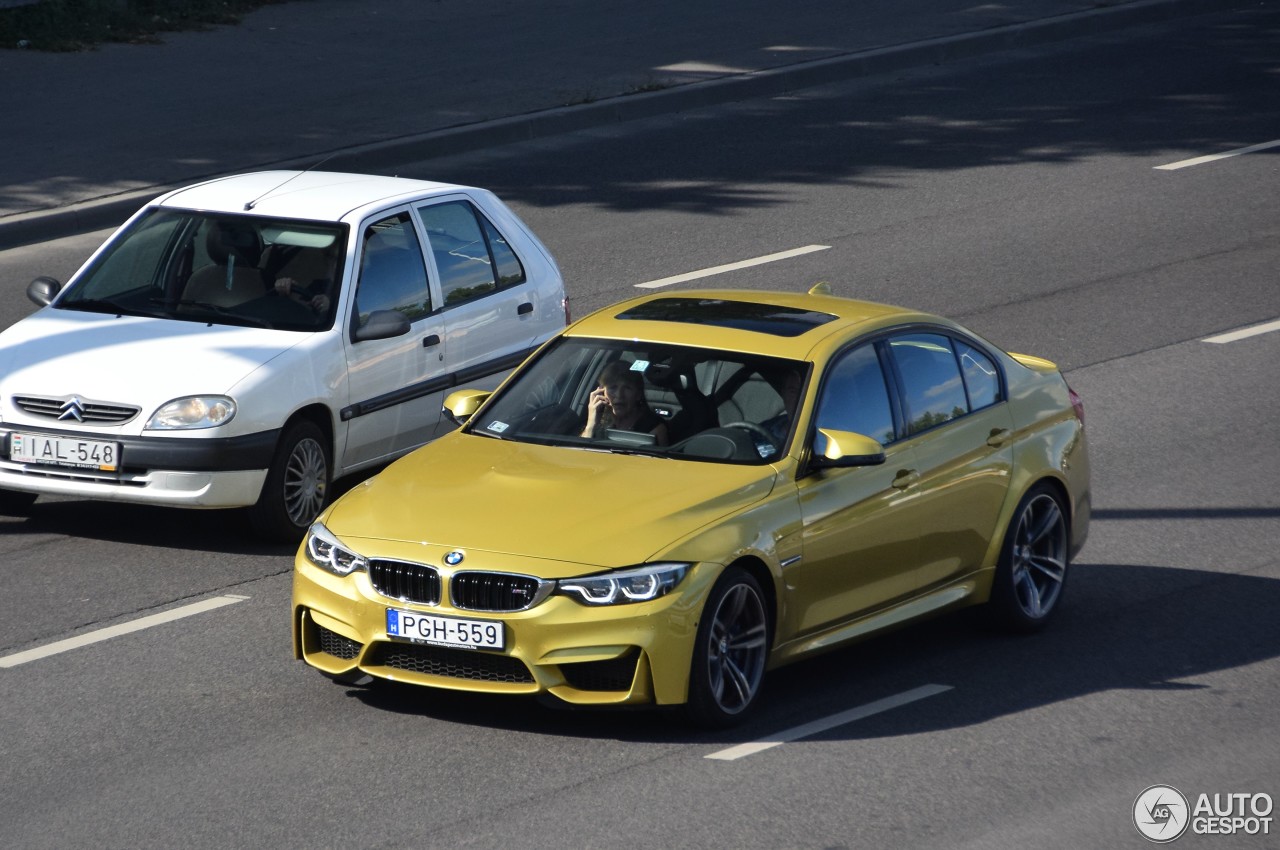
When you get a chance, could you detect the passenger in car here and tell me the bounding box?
[581,360,670,445]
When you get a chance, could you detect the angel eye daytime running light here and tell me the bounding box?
[557,562,690,606]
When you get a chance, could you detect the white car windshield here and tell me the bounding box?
[470,337,807,464]
[58,208,347,332]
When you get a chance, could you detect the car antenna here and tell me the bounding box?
[243,154,336,211]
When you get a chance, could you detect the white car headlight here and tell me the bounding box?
[146,396,236,430]
[557,562,691,606]
[303,521,367,576]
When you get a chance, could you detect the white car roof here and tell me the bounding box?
[153,171,474,223]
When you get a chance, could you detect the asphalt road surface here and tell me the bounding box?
[0,6,1277,849]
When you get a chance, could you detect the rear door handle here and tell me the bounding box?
[517,302,534,315]
[891,469,920,490]
[986,428,1012,447]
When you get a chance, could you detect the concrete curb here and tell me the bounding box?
[0,0,1239,249]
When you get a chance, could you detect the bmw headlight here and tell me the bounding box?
[557,562,691,606]
[304,521,367,576]
[146,396,236,429]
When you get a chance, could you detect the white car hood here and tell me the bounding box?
[0,308,304,421]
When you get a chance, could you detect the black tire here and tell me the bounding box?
[248,420,330,543]
[0,488,37,516]
[684,566,770,729]
[986,484,1069,632]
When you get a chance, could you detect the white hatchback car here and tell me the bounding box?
[0,171,567,540]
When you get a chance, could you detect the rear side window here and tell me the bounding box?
[482,217,526,287]
[889,334,969,434]
[418,200,526,306]
[957,340,1001,410]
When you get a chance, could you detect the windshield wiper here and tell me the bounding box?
[154,299,273,328]
[163,298,235,315]
[61,297,137,316]
[580,444,668,458]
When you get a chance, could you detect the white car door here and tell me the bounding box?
[414,195,563,432]
[340,209,448,468]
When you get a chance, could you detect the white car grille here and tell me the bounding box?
[12,394,140,425]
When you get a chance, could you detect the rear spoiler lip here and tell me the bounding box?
[1008,352,1059,373]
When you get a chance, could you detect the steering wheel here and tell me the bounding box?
[722,421,780,455]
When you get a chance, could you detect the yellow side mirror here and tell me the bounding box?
[442,389,492,426]
[812,428,885,467]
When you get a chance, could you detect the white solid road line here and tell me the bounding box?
[705,683,954,761]
[634,245,831,289]
[1154,139,1280,171]
[0,594,250,668]
[1203,318,1280,344]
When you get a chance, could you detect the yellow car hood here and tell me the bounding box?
[326,433,779,569]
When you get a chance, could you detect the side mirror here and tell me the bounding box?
[442,389,492,426]
[810,428,886,468]
[352,309,411,342]
[27,276,62,307]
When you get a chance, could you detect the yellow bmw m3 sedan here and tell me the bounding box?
[292,286,1090,727]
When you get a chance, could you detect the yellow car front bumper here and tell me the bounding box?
[291,557,721,707]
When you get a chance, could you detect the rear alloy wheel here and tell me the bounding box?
[249,420,330,543]
[988,485,1069,631]
[684,567,769,728]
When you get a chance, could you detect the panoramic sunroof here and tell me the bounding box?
[616,297,837,338]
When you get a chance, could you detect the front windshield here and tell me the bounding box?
[471,337,807,464]
[58,208,347,332]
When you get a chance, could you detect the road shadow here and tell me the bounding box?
[339,558,1280,745]
[0,465,379,555]
[422,9,1277,218]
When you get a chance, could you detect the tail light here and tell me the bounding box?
[1068,385,1085,426]
[563,297,572,325]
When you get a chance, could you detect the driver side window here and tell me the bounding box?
[354,213,432,325]
[815,344,895,445]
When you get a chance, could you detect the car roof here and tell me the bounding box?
[151,170,474,223]
[565,288,940,359]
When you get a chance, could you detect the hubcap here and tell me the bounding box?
[283,437,327,525]
[706,583,768,715]
[1010,493,1067,619]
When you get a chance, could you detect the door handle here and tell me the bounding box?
[517,302,534,315]
[987,428,1012,447]
[891,469,920,490]
[423,334,441,348]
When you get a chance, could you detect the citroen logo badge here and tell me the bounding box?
[58,397,86,422]
[443,550,465,566]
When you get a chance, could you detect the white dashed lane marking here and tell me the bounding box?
[0,594,250,668]
[634,245,830,289]
[705,683,954,761]
[1155,139,1280,171]
[1203,319,1280,344]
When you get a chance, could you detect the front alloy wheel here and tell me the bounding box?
[249,420,330,543]
[989,485,1068,631]
[684,567,769,728]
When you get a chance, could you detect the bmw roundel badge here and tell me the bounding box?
[444,550,465,566]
